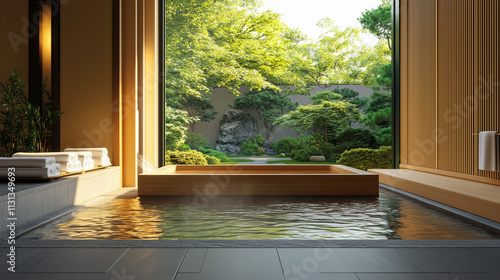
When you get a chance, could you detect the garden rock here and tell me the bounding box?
[309,155,326,162]
[215,109,257,154]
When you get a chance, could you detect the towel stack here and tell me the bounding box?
[13,152,83,172]
[0,157,61,178]
[64,148,111,167]
[73,151,95,170]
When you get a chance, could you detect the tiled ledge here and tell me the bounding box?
[0,167,120,237]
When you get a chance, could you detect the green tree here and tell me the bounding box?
[233,89,298,147]
[166,0,305,97]
[374,63,392,90]
[176,95,217,131]
[274,101,362,144]
[310,90,342,105]
[358,3,392,50]
[165,106,199,151]
[365,90,391,114]
[364,107,391,130]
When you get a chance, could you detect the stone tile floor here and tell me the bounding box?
[2,247,499,280]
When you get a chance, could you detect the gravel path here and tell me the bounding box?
[229,156,292,165]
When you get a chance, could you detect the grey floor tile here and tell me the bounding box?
[356,273,431,280]
[395,249,447,272]
[316,273,361,280]
[279,248,422,273]
[105,248,186,280]
[426,272,495,280]
[17,248,127,273]
[2,272,107,280]
[179,248,207,272]
[175,248,284,280]
[417,248,496,273]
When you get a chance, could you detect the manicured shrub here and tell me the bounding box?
[292,145,321,161]
[271,137,300,156]
[185,132,210,150]
[203,154,220,165]
[241,135,265,156]
[374,127,392,147]
[198,147,228,162]
[165,150,208,165]
[331,127,377,149]
[336,146,392,170]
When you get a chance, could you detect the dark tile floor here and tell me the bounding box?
[2,247,499,280]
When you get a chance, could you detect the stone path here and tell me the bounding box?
[230,156,292,164]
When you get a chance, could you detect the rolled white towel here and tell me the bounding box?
[0,164,60,178]
[83,159,95,170]
[74,152,93,161]
[13,152,79,163]
[0,157,56,168]
[60,161,83,172]
[64,148,108,158]
[94,156,111,166]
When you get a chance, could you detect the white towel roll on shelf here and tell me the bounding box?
[13,152,79,163]
[82,159,95,170]
[59,161,83,172]
[0,164,61,178]
[0,157,56,168]
[64,148,108,158]
[94,156,111,166]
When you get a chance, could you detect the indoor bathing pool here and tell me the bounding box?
[21,188,500,240]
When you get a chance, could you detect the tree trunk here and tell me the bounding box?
[263,125,276,148]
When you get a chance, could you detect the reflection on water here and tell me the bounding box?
[22,189,500,240]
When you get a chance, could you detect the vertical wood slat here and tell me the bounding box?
[402,0,500,181]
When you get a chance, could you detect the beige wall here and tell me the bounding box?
[401,0,500,183]
[192,85,375,149]
[59,0,114,159]
[0,1,29,82]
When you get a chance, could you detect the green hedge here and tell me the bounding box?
[198,147,228,162]
[271,137,300,155]
[203,154,220,165]
[165,150,208,165]
[336,146,391,170]
[241,135,265,156]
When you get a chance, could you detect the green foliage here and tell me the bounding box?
[165,150,208,165]
[374,63,392,90]
[310,91,342,105]
[165,106,199,151]
[185,132,210,150]
[271,137,300,155]
[198,147,228,162]
[332,127,378,149]
[274,100,362,144]
[365,91,391,114]
[332,88,359,101]
[0,70,63,156]
[174,95,217,131]
[203,154,221,165]
[337,146,392,170]
[292,145,320,162]
[374,127,392,147]
[351,96,369,111]
[233,89,298,147]
[241,135,265,156]
[364,107,391,130]
[358,3,393,50]
[165,0,305,96]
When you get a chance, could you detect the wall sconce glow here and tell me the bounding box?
[40,3,52,90]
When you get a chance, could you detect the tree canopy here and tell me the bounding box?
[358,3,392,50]
[274,100,362,144]
[233,89,298,147]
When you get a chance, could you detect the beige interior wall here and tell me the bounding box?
[401,0,500,182]
[0,1,29,82]
[59,0,114,159]
[192,85,375,149]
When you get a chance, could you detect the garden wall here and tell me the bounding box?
[192,84,374,149]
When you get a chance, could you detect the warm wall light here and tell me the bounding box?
[40,3,52,91]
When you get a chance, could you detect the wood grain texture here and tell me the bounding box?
[138,165,379,196]
[370,168,500,223]
[401,0,500,182]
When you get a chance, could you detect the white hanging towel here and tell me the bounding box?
[479,131,498,171]
[0,164,61,178]
[64,148,108,158]
[59,161,83,172]
[13,152,79,163]
[0,157,56,168]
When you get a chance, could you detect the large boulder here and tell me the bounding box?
[215,109,257,154]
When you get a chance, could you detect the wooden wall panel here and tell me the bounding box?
[406,0,436,169]
[402,0,500,182]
